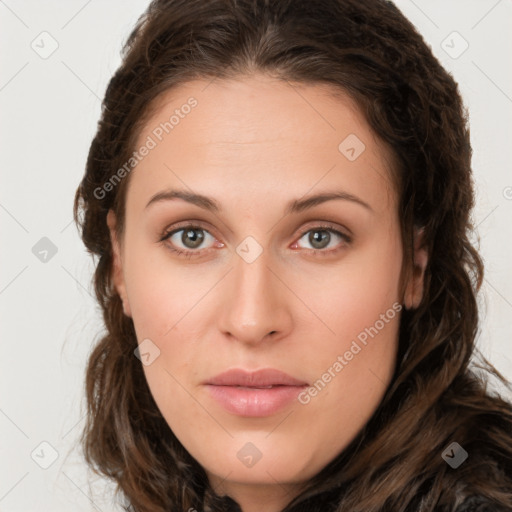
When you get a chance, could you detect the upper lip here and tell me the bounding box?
[204,368,308,387]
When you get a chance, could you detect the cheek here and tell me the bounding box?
[123,239,216,341]
[294,230,403,346]
[289,232,403,422]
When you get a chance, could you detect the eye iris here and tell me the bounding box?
[182,228,204,248]
[309,230,330,249]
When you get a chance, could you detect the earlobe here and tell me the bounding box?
[404,226,428,310]
[106,210,132,317]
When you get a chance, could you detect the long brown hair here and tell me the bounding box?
[73,1,512,510]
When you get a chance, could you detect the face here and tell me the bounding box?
[107,74,426,506]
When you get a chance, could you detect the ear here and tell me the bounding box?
[106,210,132,317]
[403,226,428,310]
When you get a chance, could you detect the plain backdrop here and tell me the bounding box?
[1,1,511,510]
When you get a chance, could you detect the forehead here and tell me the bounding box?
[139,75,376,146]
[127,74,397,215]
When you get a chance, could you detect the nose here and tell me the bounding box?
[217,249,293,346]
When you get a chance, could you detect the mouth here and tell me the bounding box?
[203,368,308,417]
[229,385,281,389]
[204,368,308,387]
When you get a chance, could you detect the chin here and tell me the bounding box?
[200,443,319,487]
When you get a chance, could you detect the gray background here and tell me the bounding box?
[1,1,511,510]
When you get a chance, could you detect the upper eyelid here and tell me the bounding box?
[161,221,216,240]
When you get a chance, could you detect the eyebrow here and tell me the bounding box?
[145,188,373,214]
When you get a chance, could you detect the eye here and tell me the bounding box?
[160,224,218,257]
[292,226,351,254]
[160,223,351,258]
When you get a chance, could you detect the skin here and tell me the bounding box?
[107,74,427,512]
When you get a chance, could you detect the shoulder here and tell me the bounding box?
[432,383,512,511]
[454,495,512,512]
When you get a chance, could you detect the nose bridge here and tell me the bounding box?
[217,244,291,344]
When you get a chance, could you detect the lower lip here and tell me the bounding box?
[205,384,307,417]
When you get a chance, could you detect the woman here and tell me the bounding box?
[73,0,512,510]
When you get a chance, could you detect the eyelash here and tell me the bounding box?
[159,222,352,259]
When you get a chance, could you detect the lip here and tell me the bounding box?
[205,368,308,387]
[203,368,308,417]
